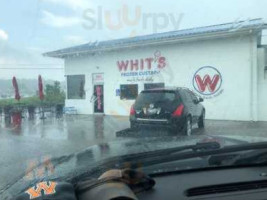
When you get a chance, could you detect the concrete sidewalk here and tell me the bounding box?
[204,120,267,137]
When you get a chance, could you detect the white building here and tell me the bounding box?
[44,19,267,121]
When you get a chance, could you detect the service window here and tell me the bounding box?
[67,75,86,99]
[120,84,138,100]
[144,83,165,90]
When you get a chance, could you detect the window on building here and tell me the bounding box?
[67,75,86,99]
[144,83,165,90]
[120,84,138,100]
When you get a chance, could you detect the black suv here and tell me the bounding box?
[130,87,205,136]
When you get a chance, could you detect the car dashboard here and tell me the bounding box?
[137,166,267,200]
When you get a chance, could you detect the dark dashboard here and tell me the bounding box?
[137,166,267,200]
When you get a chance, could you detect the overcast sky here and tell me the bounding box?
[0,0,267,81]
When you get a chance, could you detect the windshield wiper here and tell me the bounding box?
[137,142,267,168]
[118,141,221,161]
[67,142,221,182]
[68,142,267,184]
[111,142,267,172]
[209,149,267,166]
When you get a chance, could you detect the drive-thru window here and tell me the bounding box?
[120,84,138,100]
[144,83,165,90]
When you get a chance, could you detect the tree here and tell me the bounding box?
[0,81,65,108]
[44,81,65,105]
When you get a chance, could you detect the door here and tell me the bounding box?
[94,85,104,113]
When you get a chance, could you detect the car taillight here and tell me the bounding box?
[172,104,184,117]
[130,105,136,115]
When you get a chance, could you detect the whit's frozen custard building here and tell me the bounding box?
[44,19,267,121]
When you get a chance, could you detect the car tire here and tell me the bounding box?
[198,111,205,128]
[183,116,192,136]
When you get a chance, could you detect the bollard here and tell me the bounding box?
[4,106,12,126]
[28,106,35,120]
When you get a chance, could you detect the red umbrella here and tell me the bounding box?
[38,75,44,100]
[12,76,20,101]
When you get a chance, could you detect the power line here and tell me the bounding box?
[0,68,63,70]
[0,64,64,66]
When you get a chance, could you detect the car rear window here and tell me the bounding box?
[135,91,179,110]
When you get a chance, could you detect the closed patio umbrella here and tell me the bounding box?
[38,75,44,100]
[12,76,20,101]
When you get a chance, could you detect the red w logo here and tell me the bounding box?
[195,74,220,92]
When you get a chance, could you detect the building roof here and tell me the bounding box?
[44,18,266,58]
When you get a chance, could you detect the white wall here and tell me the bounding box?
[258,48,267,121]
[65,34,258,121]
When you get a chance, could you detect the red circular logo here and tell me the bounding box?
[193,66,222,96]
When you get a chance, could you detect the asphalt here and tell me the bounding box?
[0,114,267,192]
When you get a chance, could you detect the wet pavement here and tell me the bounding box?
[0,114,129,190]
[0,114,267,190]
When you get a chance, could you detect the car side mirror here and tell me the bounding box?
[193,99,198,104]
[199,98,204,102]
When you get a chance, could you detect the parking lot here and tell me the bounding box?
[1,115,267,190]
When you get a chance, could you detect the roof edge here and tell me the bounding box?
[43,18,265,58]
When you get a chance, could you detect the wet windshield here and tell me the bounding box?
[135,91,178,110]
[1,0,267,199]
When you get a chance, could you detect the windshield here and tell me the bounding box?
[1,0,267,198]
